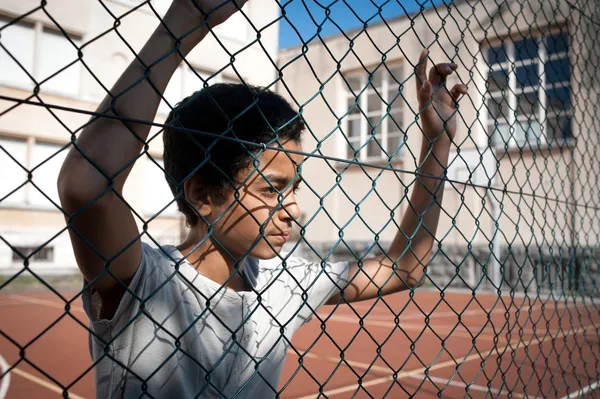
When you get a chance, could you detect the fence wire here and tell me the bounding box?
[0,0,599,397]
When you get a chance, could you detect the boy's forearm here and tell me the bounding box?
[388,135,451,283]
[60,8,208,195]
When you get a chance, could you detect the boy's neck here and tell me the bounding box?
[177,229,251,292]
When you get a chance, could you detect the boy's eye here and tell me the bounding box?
[262,186,278,195]
[261,183,300,196]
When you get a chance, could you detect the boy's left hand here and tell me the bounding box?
[415,48,468,142]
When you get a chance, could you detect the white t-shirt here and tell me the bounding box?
[82,242,349,398]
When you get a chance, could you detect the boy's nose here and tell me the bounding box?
[281,193,301,222]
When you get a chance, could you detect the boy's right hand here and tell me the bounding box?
[170,0,249,28]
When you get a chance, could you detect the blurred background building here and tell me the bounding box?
[0,0,280,274]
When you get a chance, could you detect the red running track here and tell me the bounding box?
[0,287,598,398]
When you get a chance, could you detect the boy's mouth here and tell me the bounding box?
[270,232,290,243]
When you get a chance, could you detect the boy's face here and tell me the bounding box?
[208,139,304,260]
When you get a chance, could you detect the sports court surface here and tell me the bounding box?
[0,287,598,398]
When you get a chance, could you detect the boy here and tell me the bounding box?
[58,0,467,397]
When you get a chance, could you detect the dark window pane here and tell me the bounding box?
[517,92,538,117]
[488,122,511,146]
[547,116,572,141]
[545,58,570,84]
[348,118,361,138]
[386,111,403,134]
[368,115,382,135]
[515,37,539,60]
[367,138,382,158]
[387,134,404,159]
[487,96,511,121]
[387,88,399,107]
[12,246,54,262]
[517,64,539,87]
[547,32,569,55]
[346,75,361,92]
[487,46,507,64]
[347,97,360,115]
[370,69,383,88]
[388,66,403,84]
[546,87,571,114]
[368,92,382,113]
[347,139,359,159]
[487,68,509,92]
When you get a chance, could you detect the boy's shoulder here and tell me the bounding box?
[140,241,189,277]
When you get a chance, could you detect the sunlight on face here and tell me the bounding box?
[210,140,304,260]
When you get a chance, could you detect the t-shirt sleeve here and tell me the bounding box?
[81,242,173,340]
[292,258,350,324]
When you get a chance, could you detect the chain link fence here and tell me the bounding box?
[0,0,599,397]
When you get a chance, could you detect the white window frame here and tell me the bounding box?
[340,65,405,162]
[0,135,69,210]
[0,16,82,97]
[484,31,572,149]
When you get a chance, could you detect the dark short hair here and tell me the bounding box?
[163,83,305,227]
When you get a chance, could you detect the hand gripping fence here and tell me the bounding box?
[0,0,599,398]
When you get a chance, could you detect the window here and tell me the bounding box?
[0,19,35,88]
[341,65,404,161]
[485,31,571,148]
[39,27,82,96]
[12,246,54,262]
[30,142,68,208]
[0,137,68,209]
[0,17,82,96]
[0,137,27,206]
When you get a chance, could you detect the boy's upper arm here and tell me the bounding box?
[64,189,142,300]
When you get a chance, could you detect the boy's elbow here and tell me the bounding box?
[57,157,112,211]
[405,273,426,290]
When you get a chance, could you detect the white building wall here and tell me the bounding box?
[0,0,280,274]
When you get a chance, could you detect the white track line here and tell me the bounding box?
[4,294,85,314]
[2,296,88,398]
[322,315,503,342]
[10,368,86,399]
[288,349,525,397]
[557,379,600,399]
[404,374,526,398]
[287,348,392,374]
[0,354,10,399]
[321,300,582,322]
[292,325,592,399]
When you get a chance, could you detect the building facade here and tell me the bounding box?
[277,0,599,293]
[0,0,280,274]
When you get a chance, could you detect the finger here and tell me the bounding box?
[419,80,433,109]
[415,49,429,93]
[450,84,468,103]
[428,63,458,86]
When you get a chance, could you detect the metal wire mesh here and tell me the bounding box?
[0,0,599,397]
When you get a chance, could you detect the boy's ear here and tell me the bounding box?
[183,176,212,218]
